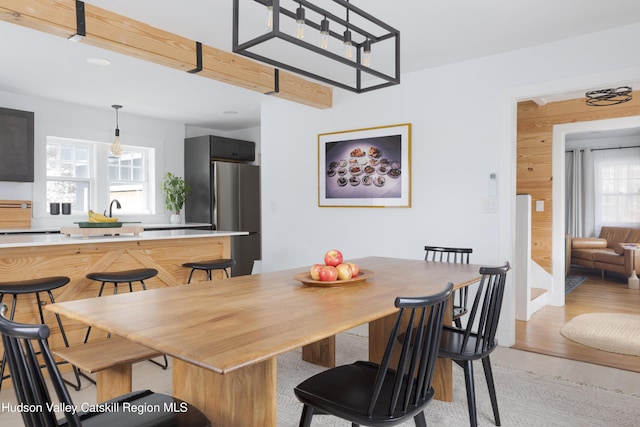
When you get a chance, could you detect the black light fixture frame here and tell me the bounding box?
[233,0,400,93]
[585,86,632,106]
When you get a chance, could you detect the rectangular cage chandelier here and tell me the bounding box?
[233,0,400,93]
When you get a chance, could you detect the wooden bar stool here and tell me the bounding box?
[83,268,168,370]
[182,259,236,283]
[0,276,82,391]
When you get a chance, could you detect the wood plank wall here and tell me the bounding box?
[516,92,640,273]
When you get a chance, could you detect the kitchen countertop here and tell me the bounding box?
[0,222,211,234]
[0,229,247,249]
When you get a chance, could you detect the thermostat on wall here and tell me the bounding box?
[488,173,498,196]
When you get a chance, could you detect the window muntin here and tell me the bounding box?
[46,140,92,213]
[594,148,640,229]
[108,151,150,214]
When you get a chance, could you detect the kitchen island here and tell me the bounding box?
[0,229,246,350]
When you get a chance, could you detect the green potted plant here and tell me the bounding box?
[162,172,191,224]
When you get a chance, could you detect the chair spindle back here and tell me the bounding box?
[0,304,82,427]
[368,283,453,418]
[459,263,510,353]
[424,246,472,264]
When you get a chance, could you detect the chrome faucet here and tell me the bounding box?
[105,199,122,217]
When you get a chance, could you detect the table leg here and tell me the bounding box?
[302,336,336,367]
[435,294,454,401]
[172,357,277,426]
[431,358,453,402]
[96,364,132,402]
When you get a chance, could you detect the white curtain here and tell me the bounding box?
[565,149,585,237]
[565,149,595,237]
[565,150,581,236]
[592,147,640,232]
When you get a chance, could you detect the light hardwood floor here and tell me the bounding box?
[514,268,640,373]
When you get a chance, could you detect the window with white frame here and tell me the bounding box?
[593,147,640,230]
[46,136,154,215]
[108,150,151,214]
[46,139,91,213]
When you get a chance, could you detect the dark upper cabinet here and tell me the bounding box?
[0,107,34,182]
[185,135,255,163]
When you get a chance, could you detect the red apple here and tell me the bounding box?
[318,265,338,282]
[336,263,353,280]
[310,264,323,280]
[324,249,344,267]
[347,262,359,278]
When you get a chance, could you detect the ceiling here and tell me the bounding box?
[2,0,640,131]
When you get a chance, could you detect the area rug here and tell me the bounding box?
[565,275,587,294]
[3,332,638,427]
[560,313,640,356]
[276,333,640,426]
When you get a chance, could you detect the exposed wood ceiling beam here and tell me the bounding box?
[0,0,333,109]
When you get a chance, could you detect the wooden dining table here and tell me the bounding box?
[46,256,482,426]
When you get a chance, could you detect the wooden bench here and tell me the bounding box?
[53,336,163,402]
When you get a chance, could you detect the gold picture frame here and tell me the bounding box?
[318,123,411,207]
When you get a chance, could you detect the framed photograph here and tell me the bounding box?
[318,123,411,207]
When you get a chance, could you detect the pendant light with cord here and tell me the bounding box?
[343,2,353,59]
[295,2,306,40]
[110,104,124,157]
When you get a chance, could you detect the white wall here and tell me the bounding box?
[260,23,640,346]
[0,91,185,226]
[261,76,503,271]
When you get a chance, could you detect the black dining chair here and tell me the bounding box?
[0,303,212,427]
[424,246,473,328]
[294,283,453,427]
[438,262,510,427]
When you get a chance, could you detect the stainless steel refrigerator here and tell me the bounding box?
[185,137,261,277]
